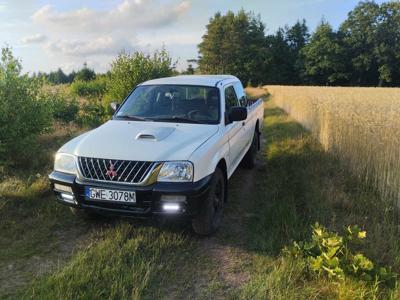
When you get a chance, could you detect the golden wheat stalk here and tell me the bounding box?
[267,85,400,206]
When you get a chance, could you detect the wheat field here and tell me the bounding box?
[266,85,400,206]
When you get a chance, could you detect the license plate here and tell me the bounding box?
[85,187,136,203]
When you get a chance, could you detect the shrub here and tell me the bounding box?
[76,99,107,128]
[0,47,52,166]
[104,48,175,113]
[74,63,96,82]
[284,223,397,287]
[71,77,107,98]
[41,89,79,123]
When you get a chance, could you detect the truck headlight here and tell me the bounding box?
[157,161,193,182]
[54,153,77,174]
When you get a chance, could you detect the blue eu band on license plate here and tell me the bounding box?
[85,187,136,203]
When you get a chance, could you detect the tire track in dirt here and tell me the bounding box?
[195,138,267,297]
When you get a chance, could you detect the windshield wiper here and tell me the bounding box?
[116,114,149,121]
[150,116,202,124]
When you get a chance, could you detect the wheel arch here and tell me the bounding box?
[255,119,260,133]
[255,119,261,150]
[216,158,228,202]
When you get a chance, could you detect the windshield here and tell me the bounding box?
[115,85,220,124]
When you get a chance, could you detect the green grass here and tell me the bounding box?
[25,223,191,299]
[0,123,90,298]
[1,93,399,299]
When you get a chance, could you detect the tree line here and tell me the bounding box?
[32,62,97,84]
[197,1,400,87]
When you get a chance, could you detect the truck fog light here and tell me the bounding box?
[60,193,76,204]
[54,183,73,194]
[161,195,186,202]
[162,203,181,212]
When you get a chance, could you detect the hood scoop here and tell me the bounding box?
[137,134,156,140]
[135,127,175,142]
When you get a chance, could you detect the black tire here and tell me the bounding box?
[192,168,225,236]
[242,129,259,169]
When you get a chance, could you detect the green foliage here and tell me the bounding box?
[198,10,266,85]
[76,99,107,128]
[285,223,397,286]
[41,89,79,123]
[71,77,107,98]
[339,1,400,86]
[46,68,70,84]
[0,47,52,166]
[264,20,310,85]
[105,49,174,110]
[301,21,348,85]
[197,2,400,86]
[34,69,75,84]
[74,62,96,82]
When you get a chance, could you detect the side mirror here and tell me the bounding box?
[110,102,120,112]
[227,106,247,124]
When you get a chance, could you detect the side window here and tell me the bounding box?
[224,86,239,111]
[233,82,247,107]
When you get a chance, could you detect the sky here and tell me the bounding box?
[0,0,387,74]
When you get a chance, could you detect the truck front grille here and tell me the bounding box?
[78,157,157,184]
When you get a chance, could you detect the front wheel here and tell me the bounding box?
[192,168,225,236]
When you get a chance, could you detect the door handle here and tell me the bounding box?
[242,121,245,126]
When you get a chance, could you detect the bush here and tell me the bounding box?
[104,48,175,113]
[284,223,397,287]
[42,89,79,123]
[76,99,107,128]
[71,77,107,98]
[0,47,52,166]
[74,63,96,82]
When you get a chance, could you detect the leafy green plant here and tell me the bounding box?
[74,62,96,82]
[41,89,79,123]
[0,47,52,166]
[285,223,397,287]
[104,48,175,114]
[71,77,107,98]
[76,99,107,128]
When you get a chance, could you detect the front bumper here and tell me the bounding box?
[48,171,213,218]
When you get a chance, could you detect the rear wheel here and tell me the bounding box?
[242,129,259,169]
[192,168,225,236]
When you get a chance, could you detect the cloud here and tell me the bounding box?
[44,36,136,57]
[21,33,47,44]
[32,0,190,34]
[28,1,192,72]
[138,32,201,46]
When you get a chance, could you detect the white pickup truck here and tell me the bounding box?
[49,75,264,235]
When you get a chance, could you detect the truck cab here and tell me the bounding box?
[49,75,264,235]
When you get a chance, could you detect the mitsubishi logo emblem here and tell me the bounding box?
[106,162,117,178]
